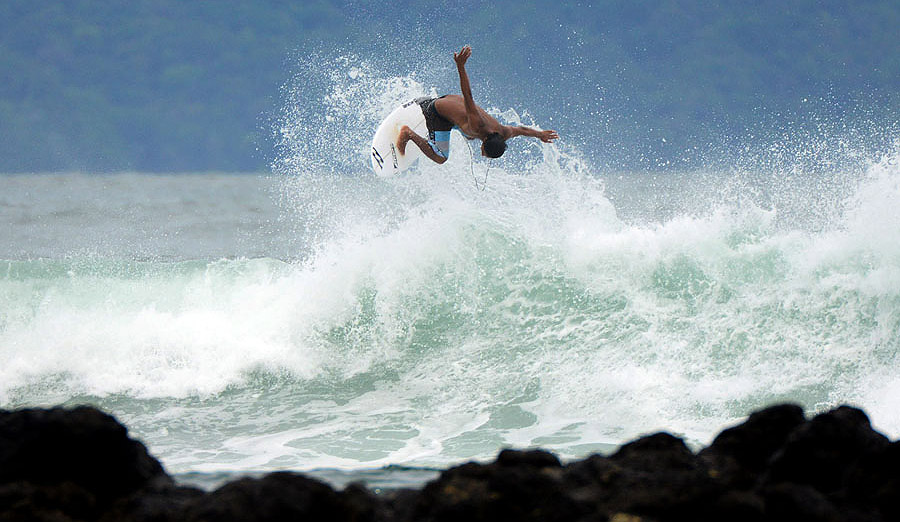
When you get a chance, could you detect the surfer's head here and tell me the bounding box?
[481,133,506,158]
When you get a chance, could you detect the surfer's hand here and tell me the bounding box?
[454,46,471,67]
[539,130,559,143]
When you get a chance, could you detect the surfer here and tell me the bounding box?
[397,45,559,164]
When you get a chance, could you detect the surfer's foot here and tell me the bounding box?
[397,126,411,154]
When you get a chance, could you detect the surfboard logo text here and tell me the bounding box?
[372,147,384,170]
[389,143,398,169]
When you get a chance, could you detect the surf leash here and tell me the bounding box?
[466,139,492,191]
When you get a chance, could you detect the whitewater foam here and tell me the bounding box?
[2,57,899,475]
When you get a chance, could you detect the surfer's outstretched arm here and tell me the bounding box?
[398,126,448,164]
[505,126,559,143]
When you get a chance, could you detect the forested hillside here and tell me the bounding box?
[1,1,897,172]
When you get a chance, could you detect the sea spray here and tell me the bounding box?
[2,56,899,477]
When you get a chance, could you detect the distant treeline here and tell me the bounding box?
[1,0,897,173]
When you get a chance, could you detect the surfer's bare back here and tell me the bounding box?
[397,45,559,164]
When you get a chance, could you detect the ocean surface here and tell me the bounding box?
[2,63,900,490]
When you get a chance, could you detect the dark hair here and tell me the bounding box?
[482,133,507,158]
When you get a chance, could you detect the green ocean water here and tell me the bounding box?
[3,146,900,489]
[2,61,900,490]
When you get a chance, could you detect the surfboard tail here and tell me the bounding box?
[370,102,426,177]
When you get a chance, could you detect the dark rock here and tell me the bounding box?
[563,433,722,521]
[0,406,171,520]
[699,404,806,488]
[99,485,204,522]
[411,450,581,522]
[182,471,360,522]
[764,406,890,494]
[341,482,391,522]
[564,453,623,489]
[603,432,721,521]
[842,440,900,521]
[709,490,766,522]
[496,448,562,468]
[761,482,842,522]
[0,480,95,522]
[2,403,899,522]
[380,487,419,522]
[611,432,696,470]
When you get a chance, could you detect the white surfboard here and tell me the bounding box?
[370,99,428,177]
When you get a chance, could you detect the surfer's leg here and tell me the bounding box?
[398,126,449,164]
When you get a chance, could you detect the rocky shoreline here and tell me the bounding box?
[1,404,898,521]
